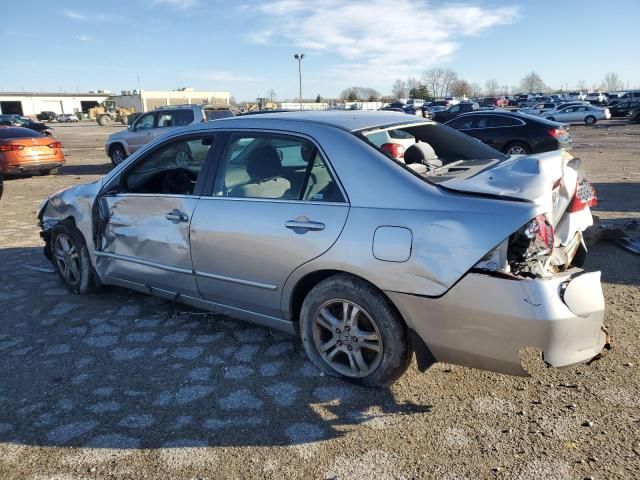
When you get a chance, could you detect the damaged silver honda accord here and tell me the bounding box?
[38,111,609,387]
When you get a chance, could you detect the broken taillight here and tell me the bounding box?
[568,182,597,212]
[524,214,554,251]
[381,142,405,160]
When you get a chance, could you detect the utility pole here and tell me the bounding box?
[294,53,304,110]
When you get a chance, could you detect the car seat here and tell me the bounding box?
[230,146,291,199]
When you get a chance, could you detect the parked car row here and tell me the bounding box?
[35,111,79,122]
[0,114,53,135]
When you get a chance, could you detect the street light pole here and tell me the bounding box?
[294,53,304,110]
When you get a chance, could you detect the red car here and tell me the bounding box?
[0,126,64,175]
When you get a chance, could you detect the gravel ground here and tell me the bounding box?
[0,120,638,480]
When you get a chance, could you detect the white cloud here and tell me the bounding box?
[75,35,95,43]
[63,9,113,22]
[249,0,518,82]
[151,0,198,9]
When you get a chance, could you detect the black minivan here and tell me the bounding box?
[445,111,571,156]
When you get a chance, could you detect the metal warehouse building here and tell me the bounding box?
[112,88,230,112]
[0,92,110,116]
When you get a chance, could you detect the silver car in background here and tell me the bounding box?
[38,111,608,387]
[543,104,611,125]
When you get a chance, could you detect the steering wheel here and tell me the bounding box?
[162,168,195,195]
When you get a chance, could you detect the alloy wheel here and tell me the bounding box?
[111,149,125,165]
[312,299,383,378]
[507,145,527,155]
[54,233,81,285]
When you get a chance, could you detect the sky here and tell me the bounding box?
[2,0,639,101]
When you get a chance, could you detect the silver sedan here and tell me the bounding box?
[38,111,608,387]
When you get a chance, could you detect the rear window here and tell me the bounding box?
[0,127,42,139]
[361,122,507,164]
[204,110,234,121]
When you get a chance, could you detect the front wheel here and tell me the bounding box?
[109,145,127,166]
[300,274,411,387]
[585,115,597,126]
[50,221,95,295]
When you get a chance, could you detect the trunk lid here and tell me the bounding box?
[435,150,580,225]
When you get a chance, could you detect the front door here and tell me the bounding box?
[190,132,349,318]
[95,133,215,296]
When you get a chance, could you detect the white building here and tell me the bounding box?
[112,89,230,112]
[0,92,110,116]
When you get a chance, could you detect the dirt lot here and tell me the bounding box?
[0,121,638,480]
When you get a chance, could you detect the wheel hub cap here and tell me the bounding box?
[312,299,383,378]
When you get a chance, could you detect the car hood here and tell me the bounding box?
[435,150,579,223]
[107,129,130,142]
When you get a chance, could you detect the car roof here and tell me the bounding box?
[200,110,430,132]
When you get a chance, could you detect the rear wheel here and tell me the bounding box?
[50,221,95,295]
[504,141,531,156]
[585,115,597,126]
[109,144,127,166]
[300,274,411,387]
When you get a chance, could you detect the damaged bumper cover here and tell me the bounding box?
[387,268,608,376]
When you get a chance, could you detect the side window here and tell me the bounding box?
[449,105,460,113]
[175,109,194,126]
[213,133,343,202]
[122,136,213,195]
[447,117,473,129]
[133,113,155,132]
[490,116,521,127]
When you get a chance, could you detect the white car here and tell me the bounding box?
[565,91,586,101]
[519,102,558,116]
[543,105,611,125]
[586,92,607,105]
[56,113,78,123]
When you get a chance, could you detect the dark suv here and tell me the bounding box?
[36,111,57,121]
[432,102,479,123]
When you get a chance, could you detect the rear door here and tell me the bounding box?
[189,131,349,318]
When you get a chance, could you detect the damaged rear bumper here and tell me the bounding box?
[387,268,607,376]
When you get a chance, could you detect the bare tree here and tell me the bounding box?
[406,77,420,94]
[441,69,457,98]
[267,89,276,101]
[520,72,546,93]
[603,72,623,91]
[340,86,381,101]
[470,83,482,98]
[485,79,499,96]
[391,79,407,98]
[451,79,472,98]
[423,68,445,100]
[576,80,586,91]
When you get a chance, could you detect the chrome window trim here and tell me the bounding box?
[196,195,347,207]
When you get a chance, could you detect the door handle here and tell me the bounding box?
[165,209,189,223]
[285,220,325,232]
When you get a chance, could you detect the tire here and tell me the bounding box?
[97,114,112,126]
[109,144,127,166]
[40,168,59,176]
[120,115,129,125]
[504,141,531,156]
[50,221,95,295]
[585,115,597,126]
[300,274,411,387]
